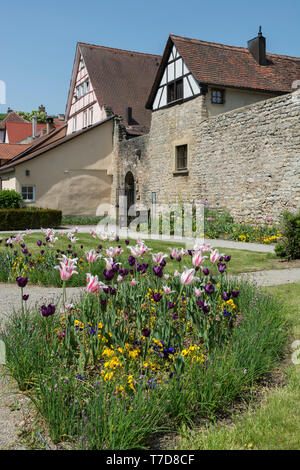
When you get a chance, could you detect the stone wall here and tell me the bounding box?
[117,90,300,223]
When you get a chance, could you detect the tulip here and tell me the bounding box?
[152,252,168,265]
[194,287,202,297]
[86,249,101,263]
[163,285,174,294]
[86,273,107,294]
[192,252,207,267]
[217,262,227,273]
[130,278,138,286]
[210,249,220,263]
[16,276,28,288]
[41,304,56,317]
[180,267,199,285]
[205,283,215,294]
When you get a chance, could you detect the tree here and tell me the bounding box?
[17,108,47,123]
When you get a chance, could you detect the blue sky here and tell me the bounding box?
[1,0,300,115]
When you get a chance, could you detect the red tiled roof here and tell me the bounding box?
[0,143,31,160]
[146,34,300,107]
[78,43,161,133]
[5,122,63,144]
[0,111,29,129]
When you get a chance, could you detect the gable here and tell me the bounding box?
[152,44,200,110]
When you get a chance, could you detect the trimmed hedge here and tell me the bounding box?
[0,208,62,231]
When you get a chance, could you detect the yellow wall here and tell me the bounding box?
[206,87,276,116]
[14,119,114,215]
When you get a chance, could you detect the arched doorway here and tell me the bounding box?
[125,171,135,225]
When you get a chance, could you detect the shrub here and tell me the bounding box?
[275,210,300,260]
[0,189,22,209]
[0,208,62,230]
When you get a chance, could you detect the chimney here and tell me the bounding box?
[247,26,267,65]
[126,107,133,125]
[32,116,37,139]
[46,116,55,134]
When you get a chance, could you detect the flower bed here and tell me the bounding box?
[0,233,288,449]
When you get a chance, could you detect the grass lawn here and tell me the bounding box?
[0,232,286,279]
[175,282,300,450]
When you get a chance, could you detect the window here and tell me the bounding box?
[21,186,35,202]
[79,59,84,70]
[73,116,77,132]
[176,145,188,171]
[211,88,224,104]
[167,78,183,104]
[89,107,93,125]
[83,111,88,128]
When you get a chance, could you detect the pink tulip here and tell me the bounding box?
[194,287,202,297]
[54,255,78,281]
[130,278,138,286]
[86,249,101,263]
[86,273,106,293]
[152,252,168,264]
[192,252,207,267]
[210,249,220,263]
[180,267,199,285]
[163,285,174,294]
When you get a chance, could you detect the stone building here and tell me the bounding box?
[116,30,300,223]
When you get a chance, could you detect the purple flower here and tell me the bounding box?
[41,304,55,317]
[153,293,162,302]
[103,269,115,281]
[176,256,182,262]
[142,328,151,337]
[231,289,239,298]
[22,294,29,301]
[168,302,175,309]
[125,240,130,245]
[100,299,107,307]
[202,305,210,313]
[202,267,210,276]
[37,240,42,247]
[197,299,205,308]
[205,283,215,295]
[115,236,119,242]
[16,276,28,288]
[160,259,167,267]
[217,262,227,273]
[222,291,231,301]
[153,265,163,278]
[224,255,231,262]
[128,255,136,266]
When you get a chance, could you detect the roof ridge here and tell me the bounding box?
[170,34,300,60]
[78,41,161,58]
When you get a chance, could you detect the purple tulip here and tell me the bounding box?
[202,305,210,313]
[160,259,167,267]
[153,265,163,278]
[37,240,42,247]
[176,256,182,262]
[22,294,29,301]
[128,255,136,266]
[202,267,210,276]
[224,255,231,262]
[41,304,55,317]
[197,299,205,308]
[168,302,175,309]
[217,262,227,273]
[16,276,28,288]
[205,283,215,295]
[103,269,115,281]
[125,240,130,245]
